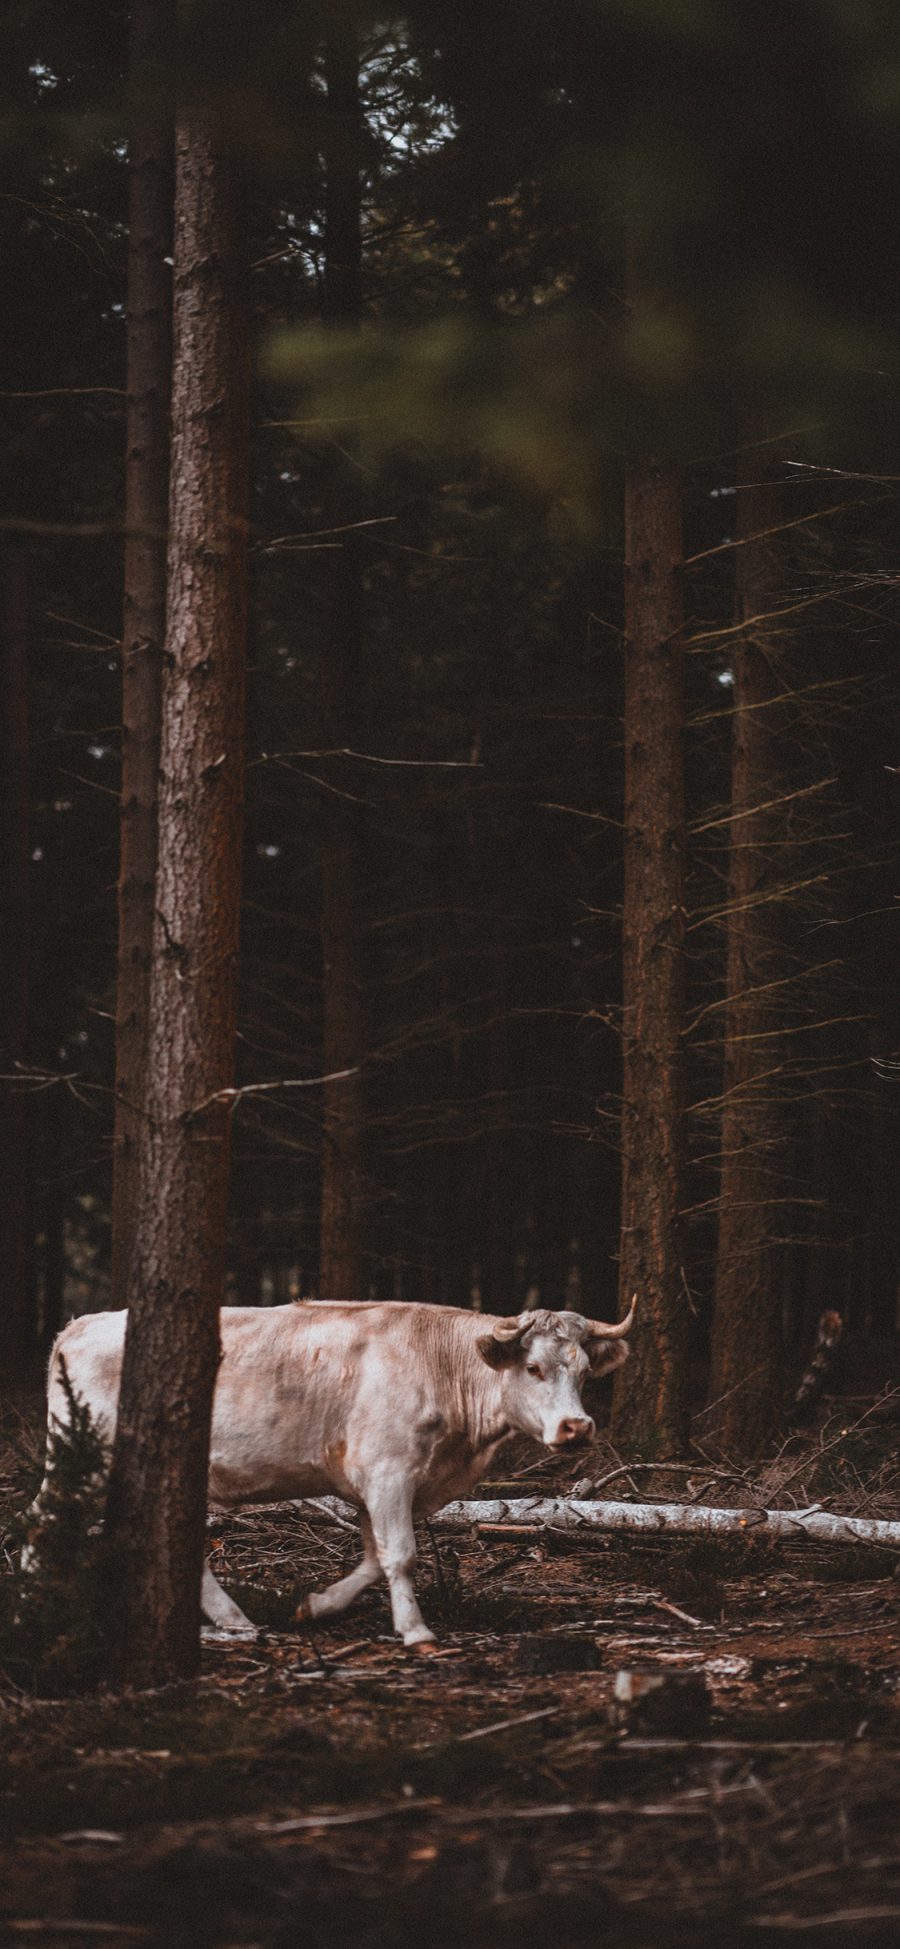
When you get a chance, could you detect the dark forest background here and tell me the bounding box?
[4,0,900,1448]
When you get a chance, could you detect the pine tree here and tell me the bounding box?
[0,547,32,1377]
[610,452,689,1457]
[110,0,174,1311]
[104,84,249,1687]
[707,443,792,1451]
[2,1360,113,1695]
[318,1,367,1299]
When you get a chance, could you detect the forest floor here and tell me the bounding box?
[2,1387,900,1948]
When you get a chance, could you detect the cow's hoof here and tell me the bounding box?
[408,1638,440,1656]
[294,1596,312,1624]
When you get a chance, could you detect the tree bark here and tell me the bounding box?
[110,0,174,1312]
[104,107,248,1689]
[610,459,689,1458]
[318,4,367,1300]
[0,546,33,1379]
[707,451,786,1454]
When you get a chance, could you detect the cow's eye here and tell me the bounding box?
[526,1362,544,1380]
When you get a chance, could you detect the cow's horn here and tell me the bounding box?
[591,1294,637,1339]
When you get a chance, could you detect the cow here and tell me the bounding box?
[37,1296,636,1649]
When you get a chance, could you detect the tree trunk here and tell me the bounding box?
[482,937,509,1314]
[868,1026,900,1340]
[610,459,689,1458]
[318,4,367,1300]
[104,108,248,1689]
[40,1081,66,1355]
[707,451,786,1454]
[0,546,33,1379]
[110,0,174,1312]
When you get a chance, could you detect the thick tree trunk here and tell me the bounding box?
[318,5,367,1300]
[610,459,689,1459]
[110,0,173,1311]
[707,453,785,1454]
[104,111,248,1689]
[0,546,33,1378]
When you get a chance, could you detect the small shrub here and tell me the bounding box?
[0,1359,119,1695]
[423,1533,540,1633]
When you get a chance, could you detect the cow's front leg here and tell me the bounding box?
[365,1480,435,1648]
[300,1513,383,1623]
[201,1563,257,1638]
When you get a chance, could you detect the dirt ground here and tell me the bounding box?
[3,1401,900,1948]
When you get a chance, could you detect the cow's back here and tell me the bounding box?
[205,1301,441,1505]
[45,1302,424,1505]
[45,1299,482,1506]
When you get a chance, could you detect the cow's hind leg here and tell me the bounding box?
[20,1477,53,1573]
[300,1513,383,1623]
[365,1481,436,1648]
[201,1563,257,1638]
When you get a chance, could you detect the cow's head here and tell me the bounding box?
[476,1297,637,1451]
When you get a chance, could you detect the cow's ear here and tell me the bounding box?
[477,1319,526,1369]
[585,1338,630,1379]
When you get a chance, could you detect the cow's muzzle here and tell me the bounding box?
[549,1416,594,1450]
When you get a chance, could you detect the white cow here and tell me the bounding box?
[39,1297,636,1648]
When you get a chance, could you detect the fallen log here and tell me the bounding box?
[435,1497,900,1548]
[299,1495,900,1549]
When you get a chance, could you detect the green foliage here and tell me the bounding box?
[0,1360,117,1695]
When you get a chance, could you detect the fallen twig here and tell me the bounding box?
[4,1926,152,1939]
[749,1907,900,1931]
[651,1598,705,1629]
[619,1737,866,1752]
[261,1799,442,1834]
[454,1705,560,1743]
